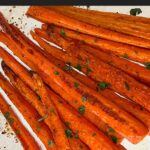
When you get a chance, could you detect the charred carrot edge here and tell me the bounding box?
[26,6,150,49]
[0,66,57,150]
[0,18,148,143]
[31,31,150,135]
[44,6,150,25]
[3,64,119,150]
[33,28,150,114]
[0,91,40,150]
[9,25,124,144]
[44,25,150,63]
[44,7,150,40]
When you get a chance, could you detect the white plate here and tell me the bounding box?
[0,6,150,150]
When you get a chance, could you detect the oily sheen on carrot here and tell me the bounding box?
[31,35,150,136]
[2,61,71,150]
[33,28,150,113]
[2,64,88,150]
[34,27,150,87]
[2,65,119,150]
[0,22,148,143]
[45,6,150,26]
[0,94,39,150]
[44,25,150,63]
[0,71,56,149]
[45,6,150,40]
[26,6,150,48]
[9,27,124,143]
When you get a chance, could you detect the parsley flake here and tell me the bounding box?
[65,129,73,138]
[97,81,110,90]
[144,62,150,70]
[78,105,85,115]
[130,8,142,16]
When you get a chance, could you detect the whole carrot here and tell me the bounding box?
[0,94,40,150]
[32,28,150,113]
[3,63,119,150]
[45,6,150,40]
[8,25,124,144]
[0,71,56,149]
[43,25,150,63]
[26,6,150,49]
[0,19,148,143]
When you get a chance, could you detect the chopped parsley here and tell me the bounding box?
[65,129,73,138]
[48,139,54,147]
[111,135,118,144]
[78,105,85,115]
[54,71,59,75]
[15,129,20,135]
[82,96,87,103]
[123,53,129,59]
[75,132,79,139]
[74,82,79,88]
[75,64,82,71]
[38,114,48,122]
[63,63,72,72]
[92,133,97,136]
[144,62,150,70]
[65,122,71,127]
[124,82,130,91]
[4,112,10,119]
[86,68,92,74]
[130,8,142,16]
[60,29,66,37]
[97,81,110,90]
[108,128,115,133]
[9,118,14,125]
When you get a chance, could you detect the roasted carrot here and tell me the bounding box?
[30,33,150,136]
[32,29,150,113]
[0,19,148,143]
[0,94,40,150]
[0,71,56,150]
[3,64,120,150]
[2,62,71,150]
[45,6,150,40]
[6,26,124,143]
[45,6,150,25]
[42,25,150,63]
[40,27,150,86]
[26,6,150,49]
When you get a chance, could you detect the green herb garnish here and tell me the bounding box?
[65,129,73,138]
[82,96,87,103]
[111,135,118,144]
[4,112,10,119]
[125,82,130,91]
[97,81,110,90]
[144,62,150,70]
[63,63,72,72]
[86,68,92,74]
[108,128,115,133]
[75,64,82,71]
[60,29,66,37]
[75,132,79,139]
[130,8,142,16]
[48,139,54,147]
[8,118,14,125]
[74,82,79,89]
[54,71,59,75]
[78,105,85,115]
[123,53,129,59]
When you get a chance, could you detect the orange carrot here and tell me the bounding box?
[0,19,148,143]
[2,61,71,150]
[0,71,56,149]
[43,25,150,63]
[32,28,150,113]
[3,64,119,150]
[26,6,150,49]
[0,94,40,150]
[45,6,150,40]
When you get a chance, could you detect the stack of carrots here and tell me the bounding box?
[0,6,150,150]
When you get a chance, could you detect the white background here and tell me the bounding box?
[0,6,150,150]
